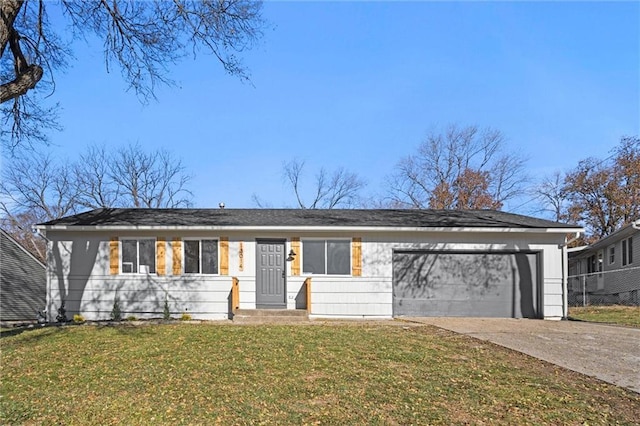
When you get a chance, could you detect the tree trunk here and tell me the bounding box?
[0,0,43,103]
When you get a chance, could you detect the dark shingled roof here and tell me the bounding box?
[39,208,580,230]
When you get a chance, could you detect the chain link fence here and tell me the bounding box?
[568,266,640,307]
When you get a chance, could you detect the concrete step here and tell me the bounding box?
[233,309,309,324]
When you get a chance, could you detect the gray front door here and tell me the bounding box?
[256,240,286,308]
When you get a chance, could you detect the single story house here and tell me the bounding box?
[36,208,582,321]
[1,229,46,322]
[568,219,639,305]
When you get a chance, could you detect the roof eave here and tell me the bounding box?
[36,224,582,234]
[588,220,640,249]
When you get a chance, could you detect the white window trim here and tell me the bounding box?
[597,250,603,275]
[622,237,633,266]
[301,238,352,276]
[182,238,220,275]
[120,237,157,275]
[608,245,615,265]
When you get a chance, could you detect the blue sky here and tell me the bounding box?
[43,1,639,214]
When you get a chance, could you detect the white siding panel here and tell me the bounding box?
[544,305,564,319]
[309,277,393,317]
[50,273,236,321]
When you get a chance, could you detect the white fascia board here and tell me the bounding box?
[36,224,583,234]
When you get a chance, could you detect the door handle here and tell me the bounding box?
[282,270,286,278]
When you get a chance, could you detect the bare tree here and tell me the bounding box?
[387,124,528,210]
[1,143,194,259]
[0,149,78,259]
[531,171,569,222]
[1,0,264,149]
[254,159,366,209]
[109,144,193,208]
[0,149,77,220]
[283,159,366,209]
[74,145,119,209]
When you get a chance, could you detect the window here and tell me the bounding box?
[121,239,156,274]
[184,239,218,274]
[609,246,615,265]
[587,252,603,274]
[622,237,633,266]
[302,239,350,275]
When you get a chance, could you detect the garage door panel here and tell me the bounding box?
[393,252,539,318]
[395,299,515,318]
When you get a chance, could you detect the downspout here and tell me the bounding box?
[560,230,583,320]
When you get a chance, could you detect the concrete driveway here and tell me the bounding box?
[408,318,640,393]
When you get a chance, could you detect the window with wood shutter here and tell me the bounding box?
[121,239,156,274]
[184,239,219,274]
[302,239,350,275]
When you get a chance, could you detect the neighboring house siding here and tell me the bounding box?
[601,234,639,295]
[44,230,568,321]
[1,230,46,321]
[568,225,640,305]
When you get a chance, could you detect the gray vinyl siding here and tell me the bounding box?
[0,231,46,321]
[569,229,640,299]
[601,234,639,295]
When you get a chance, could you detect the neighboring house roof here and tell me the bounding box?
[569,219,639,258]
[0,229,46,321]
[37,208,582,232]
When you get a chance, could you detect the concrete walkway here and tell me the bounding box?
[407,317,640,393]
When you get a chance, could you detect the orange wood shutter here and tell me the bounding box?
[220,237,229,275]
[109,237,119,275]
[291,237,300,276]
[172,238,182,275]
[156,238,166,276]
[352,237,362,277]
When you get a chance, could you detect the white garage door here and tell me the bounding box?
[393,251,540,318]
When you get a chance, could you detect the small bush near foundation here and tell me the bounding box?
[163,296,171,320]
[180,313,192,321]
[111,298,122,321]
[56,303,68,323]
[126,315,137,322]
[73,314,85,324]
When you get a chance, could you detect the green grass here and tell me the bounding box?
[569,305,640,328]
[1,322,639,425]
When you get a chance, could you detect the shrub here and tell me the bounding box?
[73,314,85,323]
[180,312,192,321]
[56,302,68,323]
[111,297,122,321]
[126,315,137,321]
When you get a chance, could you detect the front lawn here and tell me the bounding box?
[569,305,640,328]
[1,322,639,425]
